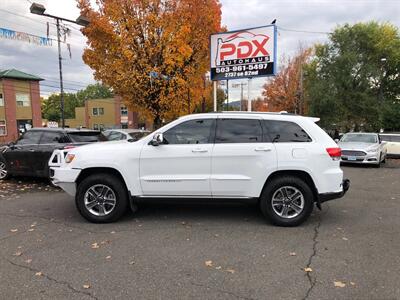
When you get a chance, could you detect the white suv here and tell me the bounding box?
[51,112,350,227]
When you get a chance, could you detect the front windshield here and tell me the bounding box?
[340,133,377,143]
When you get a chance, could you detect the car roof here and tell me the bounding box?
[104,129,150,133]
[344,132,378,135]
[29,128,100,133]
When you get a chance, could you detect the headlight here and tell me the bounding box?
[367,148,379,153]
[65,154,75,163]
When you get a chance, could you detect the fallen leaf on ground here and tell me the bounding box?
[350,282,356,286]
[226,269,235,274]
[304,267,313,272]
[83,284,90,289]
[91,243,99,249]
[289,252,297,256]
[106,256,111,259]
[14,251,22,256]
[342,237,348,241]
[110,231,116,234]
[10,229,18,233]
[31,223,37,228]
[334,281,346,288]
[205,260,213,267]
[35,272,42,276]
[25,259,32,264]
[215,266,222,270]
[129,261,135,265]
[28,228,35,232]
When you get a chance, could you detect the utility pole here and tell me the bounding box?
[233,83,247,111]
[30,3,89,128]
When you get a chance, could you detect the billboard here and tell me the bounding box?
[210,25,277,81]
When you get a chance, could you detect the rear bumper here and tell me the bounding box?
[318,179,350,203]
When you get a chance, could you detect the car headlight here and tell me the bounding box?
[65,153,75,163]
[367,148,379,153]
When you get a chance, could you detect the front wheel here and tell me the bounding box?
[76,173,129,223]
[259,176,314,227]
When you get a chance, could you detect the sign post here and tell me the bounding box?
[213,81,217,111]
[210,24,277,111]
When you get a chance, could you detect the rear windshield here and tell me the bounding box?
[67,132,107,143]
[128,131,149,141]
[381,135,400,143]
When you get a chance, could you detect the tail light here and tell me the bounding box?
[63,144,76,150]
[326,147,341,160]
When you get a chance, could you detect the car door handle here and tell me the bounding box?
[192,148,208,153]
[254,147,272,152]
[29,149,35,152]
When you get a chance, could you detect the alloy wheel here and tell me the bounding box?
[271,186,305,219]
[84,184,117,216]
[0,162,7,180]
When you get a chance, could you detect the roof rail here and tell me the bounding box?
[217,111,297,115]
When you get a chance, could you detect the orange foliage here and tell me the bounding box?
[262,48,312,114]
[78,0,222,126]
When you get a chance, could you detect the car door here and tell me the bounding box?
[211,117,277,198]
[4,130,43,175]
[139,117,216,196]
[37,131,67,177]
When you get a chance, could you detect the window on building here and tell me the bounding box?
[163,119,215,144]
[0,120,6,136]
[93,124,99,130]
[120,106,128,116]
[263,120,312,143]
[0,93,4,106]
[99,124,105,130]
[16,93,30,107]
[215,119,262,143]
[92,108,98,116]
[98,108,104,115]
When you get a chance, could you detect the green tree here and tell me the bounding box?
[306,22,400,131]
[76,83,113,102]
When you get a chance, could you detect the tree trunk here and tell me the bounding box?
[153,115,162,130]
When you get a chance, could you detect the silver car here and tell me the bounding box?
[338,132,387,167]
[103,129,150,142]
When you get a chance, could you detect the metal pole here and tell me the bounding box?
[213,81,217,111]
[247,78,251,112]
[240,83,244,111]
[56,18,65,128]
[226,80,229,111]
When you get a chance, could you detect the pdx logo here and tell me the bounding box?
[215,30,270,66]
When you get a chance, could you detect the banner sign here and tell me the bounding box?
[210,25,276,80]
[0,27,52,46]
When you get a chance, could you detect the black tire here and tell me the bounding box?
[76,173,129,223]
[259,176,314,227]
[0,158,10,180]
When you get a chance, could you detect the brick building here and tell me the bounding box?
[0,69,43,143]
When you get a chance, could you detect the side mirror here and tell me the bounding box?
[151,132,163,146]
[8,141,15,149]
[334,139,339,143]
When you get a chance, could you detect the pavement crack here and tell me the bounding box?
[302,205,330,300]
[5,258,98,300]
[190,281,257,300]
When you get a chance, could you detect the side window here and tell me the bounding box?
[215,119,262,143]
[40,131,64,144]
[163,119,215,144]
[108,131,124,141]
[17,131,42,145]
[263,120,312,143]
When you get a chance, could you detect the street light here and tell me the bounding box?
[30,3,89,128]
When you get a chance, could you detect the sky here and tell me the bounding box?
[0,0,399,101]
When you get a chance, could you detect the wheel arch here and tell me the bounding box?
[261,169,319,201]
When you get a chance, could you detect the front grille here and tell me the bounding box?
[341,150,366,156]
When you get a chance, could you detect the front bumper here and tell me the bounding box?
[50,167,81,196]
[318,179,350,203]
[341,152,380,164]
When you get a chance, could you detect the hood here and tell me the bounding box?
[338,142,377,151]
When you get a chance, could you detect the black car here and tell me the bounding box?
[0,128,106,179]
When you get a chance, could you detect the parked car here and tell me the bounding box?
[0,128,106,179]
[103,129,150,142]
[338,132,387,167]
[51,112,349,227]
[380,133,400,158]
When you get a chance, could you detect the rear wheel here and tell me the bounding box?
[0,159,10,180]
[260,176,314,227]
[76,173,129,223]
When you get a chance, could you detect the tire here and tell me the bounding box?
[0,158,10,180]
[76,173,129,223]
[259,176,314,227]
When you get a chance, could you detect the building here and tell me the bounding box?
[64,97,149,130]
[0,69,42,143]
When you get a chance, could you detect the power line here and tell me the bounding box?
[277,26,331,35]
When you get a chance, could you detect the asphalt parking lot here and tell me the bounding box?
[0,161,399,300]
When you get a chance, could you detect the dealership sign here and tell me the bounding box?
[210,25,276,81]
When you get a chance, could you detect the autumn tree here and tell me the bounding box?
[262,48,312,114]
[78,0,222,127]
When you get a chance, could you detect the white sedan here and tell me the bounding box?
[380,133,400,158]
[338,132,387,167]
